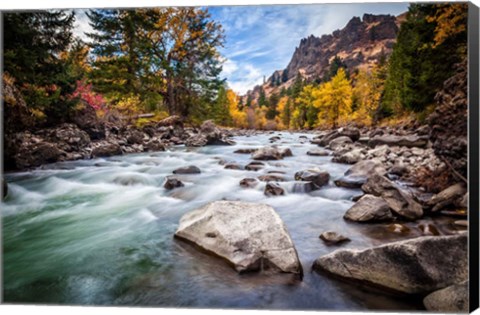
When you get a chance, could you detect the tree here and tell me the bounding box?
[294,85,318,129]
[276,96,291,129]
[3,10,78,122]
[87,8,225,116]
[258,87,267,107]
[382,4,467,115]
[266,93,279,120]
[212,85,232,126]
[314,68,352,128]
[226,89,247,128]
[323,55,348,82]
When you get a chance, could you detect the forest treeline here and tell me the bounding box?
[3,4,467,130]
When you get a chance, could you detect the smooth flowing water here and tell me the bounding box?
[2,132,461,310]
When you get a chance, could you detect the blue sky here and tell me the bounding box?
[74,3,409,94]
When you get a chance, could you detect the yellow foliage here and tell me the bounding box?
[226,89,248,128]
[351,67,384,126]
[426,3,467,49]
[313,68,352,128]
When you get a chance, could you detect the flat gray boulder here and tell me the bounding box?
[312,234,467,294]
[334,160,386,189]
[423,281,468,312]
[362,173,423,220]
[175,201,303,277]
[344,195,393,222]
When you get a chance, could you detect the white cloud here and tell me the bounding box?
[73,9,94,42]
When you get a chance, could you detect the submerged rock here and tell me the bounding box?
[173,165,201,174]
[344,195,393,222]
[362,173,423,220]
[264,182,285,196]
[313,234,467,294]
[245,161,265,171]
[423,281,468,312]
[174,201,303,276]
[239,178,259,188]
[164,177,184,190]
[234,148,257,154]
[258,174,287,182]
[307,149,329,156]
[319,231,351,245]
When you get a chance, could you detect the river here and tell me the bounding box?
[2,132,460,310]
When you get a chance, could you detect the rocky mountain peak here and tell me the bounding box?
[244,13,403,101]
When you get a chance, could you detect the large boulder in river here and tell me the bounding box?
[368,134,428,148]
[423,281,468,312]
[312,234,468,294]
[174,201,303,276]
[344,195,393,222]
[173,165,201,174]
[362,173,423,220]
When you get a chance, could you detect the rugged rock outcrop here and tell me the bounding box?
[313,234,468,294]
[428,60,468,179]
[174,201,303,276]
[244,14,400,104]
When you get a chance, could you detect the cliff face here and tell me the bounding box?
[245,13,402,100]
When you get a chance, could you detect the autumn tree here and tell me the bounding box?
[293,85,318,129]
[226,89,247,128]
[382,3,467,115]
[87,8,225,116]
[313,68,352,128]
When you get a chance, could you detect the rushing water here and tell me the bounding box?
[2,132,464,310]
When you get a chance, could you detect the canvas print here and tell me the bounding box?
[1,2,476,312]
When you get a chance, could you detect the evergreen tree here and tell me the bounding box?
[4,10,77,121]
[322,55,348,82]
[381,3,467,115]
[258,87,267,107]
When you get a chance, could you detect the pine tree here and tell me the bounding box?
[4,10,77,121]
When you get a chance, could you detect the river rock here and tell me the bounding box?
[264,183,285,196]
[423,281,468,312]
[164,177,184,190]
[317,127,360,146]
[307,149,329,156]
[157,115,183,127]
[126,129,145,145]
[245,161,265,171]
[258,174,287,182]
[368,134,429,148]
[91,142,123,158]
[294,169,330,188]
[319,231,350,245]
[174,201,303,276]
[45,123,91,152]
[312,234,468,294]
[224,163,244,170]
[234,148,256,154]
[292,182,318,193]
[15,142,67,169]
[173,165,201,174]
[327,136,353,151]
[332,148,365,164]
[334,160,386,189]
[362,173,423,220]
[71,104,106,140]
[240,178,258,188]
[428,183,467,212]
[344,195,393,222]
[252,146,292,160]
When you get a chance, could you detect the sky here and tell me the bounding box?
[74,3,409,95]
